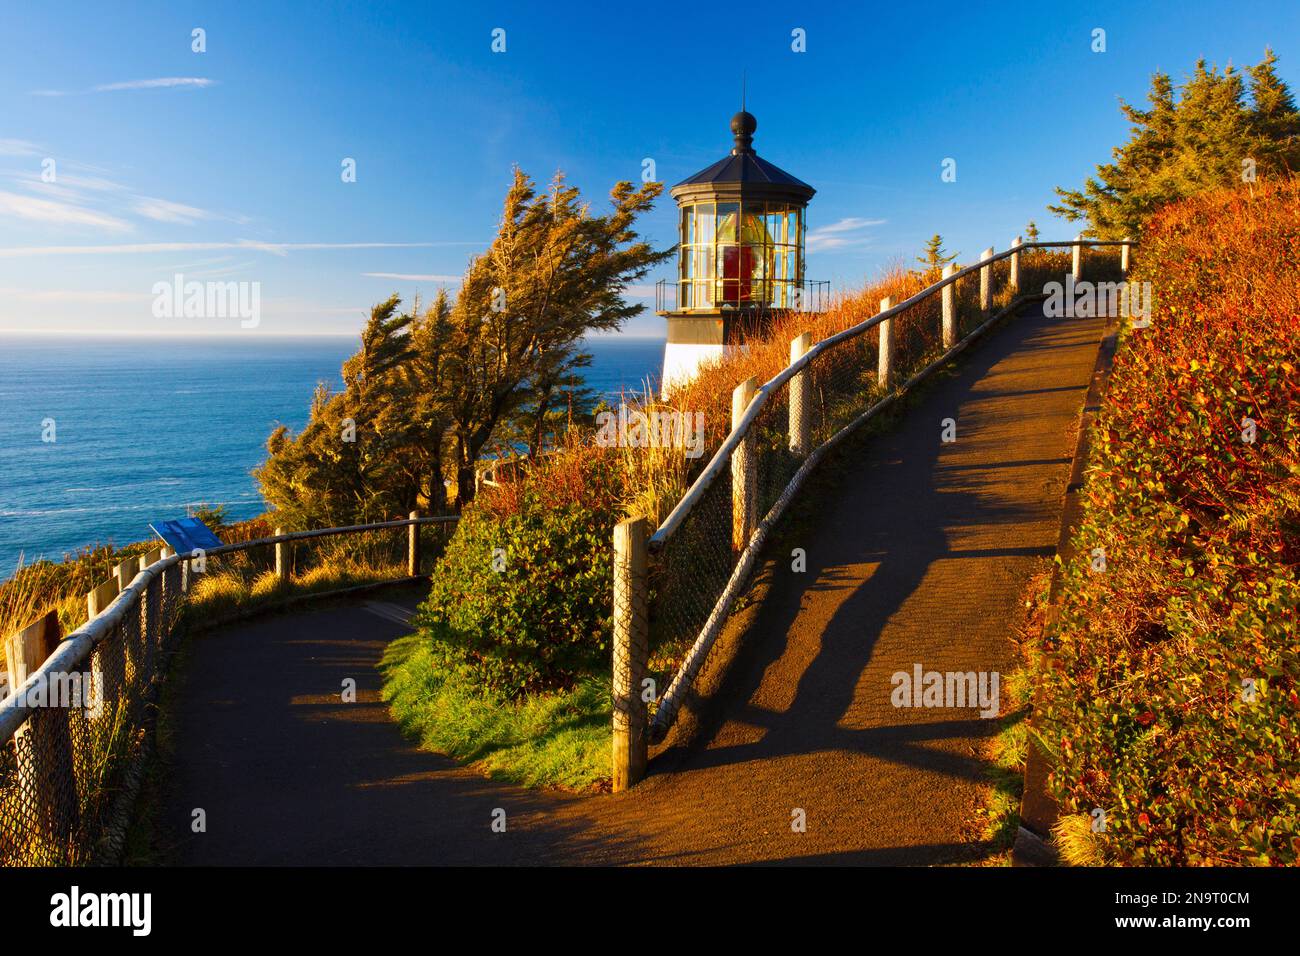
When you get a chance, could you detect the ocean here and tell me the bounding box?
[0,334,665,577]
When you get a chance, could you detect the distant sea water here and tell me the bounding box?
[0,334,664,578]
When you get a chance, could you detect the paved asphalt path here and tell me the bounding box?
[160,302,1105,865]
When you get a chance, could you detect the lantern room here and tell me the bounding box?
[657,110,819,393]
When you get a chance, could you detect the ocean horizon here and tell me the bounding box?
[0,333,665,577]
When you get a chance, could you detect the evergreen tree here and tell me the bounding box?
[915,234,957,279]
[1247,49,1300,170]
[1024,220,1040,243]
[1050,50,1300,238]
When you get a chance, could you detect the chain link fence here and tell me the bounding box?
[642,240,1133,742]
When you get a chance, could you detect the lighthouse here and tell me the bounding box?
[656,110,818,395]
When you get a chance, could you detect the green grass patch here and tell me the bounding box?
[380,634,612,792]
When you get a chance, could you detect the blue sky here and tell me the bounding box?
[1,0,1296,337]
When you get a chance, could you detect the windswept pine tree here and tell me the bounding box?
[256,294,434,527]
[443,169,670,500]
[1051,49,1300,238]
[255,168,668,524]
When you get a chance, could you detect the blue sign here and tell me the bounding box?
[149,517,224,555]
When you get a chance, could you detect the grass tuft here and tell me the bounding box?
[380,634,611,792]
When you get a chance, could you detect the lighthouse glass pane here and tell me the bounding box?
[741,203,768,243]
[714,202,735,239]
[766,207,784,245]
[682,206,694,244]
[695,204,714,245]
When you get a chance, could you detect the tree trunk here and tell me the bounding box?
[456,434,476,506]
[457,463,476,506]
[426,439,447,514]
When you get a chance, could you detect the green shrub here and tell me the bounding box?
[414,453,624,697]
[1039,179,1300,865]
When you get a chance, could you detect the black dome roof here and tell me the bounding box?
[671,111,815,205]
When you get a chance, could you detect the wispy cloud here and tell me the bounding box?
[131,196,215,225]
[3,163,246,233]
[0,139,42,157]
[362,272,462,282]
[0,240,439,258]
[185,259,258,279]
[95,77,214,92]
[46,173,128,194]
[806,217,887,251]
[0,190,132,231]
[31,77,215,97]
[0,286,149,304]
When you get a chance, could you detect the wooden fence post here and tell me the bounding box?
[407,511,420,577]
[731,377,758,552]
[941,264,957,349]
[181,552,194,593]
[1010,236,1022,292]
[1072,233,1083,280]
[138,550,162,676]
[1121,237,1131,275]
[159,548,177,649]
[4,611,80,850]
[111,559,143,687]
[979,247,994,314]
[612,516,648,792]
[112,559,133,593]
[275,528,289,581]
[788,332,812,457]
[877,297,894,389]
[85,578,123,712]
[86,578,119,620]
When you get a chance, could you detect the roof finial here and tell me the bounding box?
[731,75,756,156]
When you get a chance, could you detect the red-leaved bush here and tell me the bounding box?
[1042,178,1300,865]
